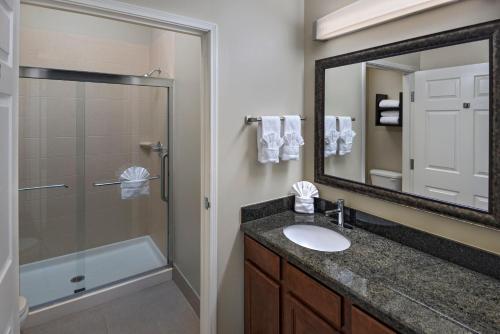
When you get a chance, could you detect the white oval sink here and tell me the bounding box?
[283,225,350,252]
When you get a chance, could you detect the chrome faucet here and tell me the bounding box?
[325,199,345,227]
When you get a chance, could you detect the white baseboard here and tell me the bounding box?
[23,267,172,329]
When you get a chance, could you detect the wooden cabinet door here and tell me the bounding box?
[245,261,280,334]
[283,294,339,334]
[351,306,396,334]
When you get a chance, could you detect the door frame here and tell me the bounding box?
[19,0,219,333]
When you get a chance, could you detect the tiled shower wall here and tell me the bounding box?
[19,13,173,264]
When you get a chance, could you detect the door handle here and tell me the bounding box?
[160,152,168,202]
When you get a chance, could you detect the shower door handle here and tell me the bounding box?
[160,152,168,202]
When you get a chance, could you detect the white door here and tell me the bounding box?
[0,0,19,333]
[412,63,489,209]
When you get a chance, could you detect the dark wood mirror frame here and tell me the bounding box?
[315,20,500,228]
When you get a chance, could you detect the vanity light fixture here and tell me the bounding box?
[315,0,458,41]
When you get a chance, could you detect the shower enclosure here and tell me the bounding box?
[18,67,173,309]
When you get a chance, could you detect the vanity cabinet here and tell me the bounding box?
[244,236,281,334]
[245,261,280,334]
[244,236,397,334]
[283,293,338,334]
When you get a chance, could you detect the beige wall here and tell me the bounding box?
[365,67,403,183]
[305,0,500,256]
[380,40,489,71]
[420,39,489,70]
[21,5,153,75]
[119,1,305,333]
[150,28,176,78]
[172,32,202,295]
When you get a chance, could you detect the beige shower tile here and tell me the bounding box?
[85,136,111,155]
[38,156,78,179]
[20,138,40,159]
[19,235,43,265]
[40,195,77,220]
[19,199,42,223]
[84,206,137,249]
[19,158,40,181]
[40,98,79,138]
[40,137,77,158]
[39,80,81,98]
[85,110,113,137]
[108,135,133,155]
[40,215,79,260]
[85,189,116,211]
[20,115,40,138]
[109,153,135,174]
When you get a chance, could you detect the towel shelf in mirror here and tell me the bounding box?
[93,176,160,187]
[315,20,500,229]
[376,92,402,127]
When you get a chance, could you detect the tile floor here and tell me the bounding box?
[22,281,199,334]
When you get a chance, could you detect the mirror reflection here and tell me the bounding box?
[324,40,489,211]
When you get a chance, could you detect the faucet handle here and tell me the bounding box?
[324,209,338,217]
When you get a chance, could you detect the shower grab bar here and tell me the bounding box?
[19,184,69,191]
[92,176,160,187]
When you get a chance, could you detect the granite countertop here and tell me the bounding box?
[241,211,500,334]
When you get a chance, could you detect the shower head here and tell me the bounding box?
[144,68,162,77]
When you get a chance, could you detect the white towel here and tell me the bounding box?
[291,181,319,214]
[381,111,400,118]
[120,166,150,200]
[379,99,400,108]
[280,116,304,161]
[338,116,356,156]
[257,116,283,164]
[324,116,340,157]
[380,116,399,125]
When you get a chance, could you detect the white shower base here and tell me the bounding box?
[20,236,168,308]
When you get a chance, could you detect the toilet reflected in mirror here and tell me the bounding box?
[369,169,402,192]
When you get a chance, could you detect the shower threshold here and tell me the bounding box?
[20,236,168,309]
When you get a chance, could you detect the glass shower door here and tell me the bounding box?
[83,82,169,291]
[19,68,172,309]
[19,78,86,307]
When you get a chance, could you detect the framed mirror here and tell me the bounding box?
[315,20,500,228]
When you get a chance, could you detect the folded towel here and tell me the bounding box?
[379,99,400,108]
[257,116,283,164]
[338,116,356,156]
[291,181,319,214]
[324,116,340,157]
[280,115,304,161]
[120,166,150,200]
[380,116,399,125]
[381,111,400,118]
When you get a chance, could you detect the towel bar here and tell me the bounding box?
[19,184,69,191]
[245,115,355,125]
[245,116,307,124]
[93,176,160,187]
